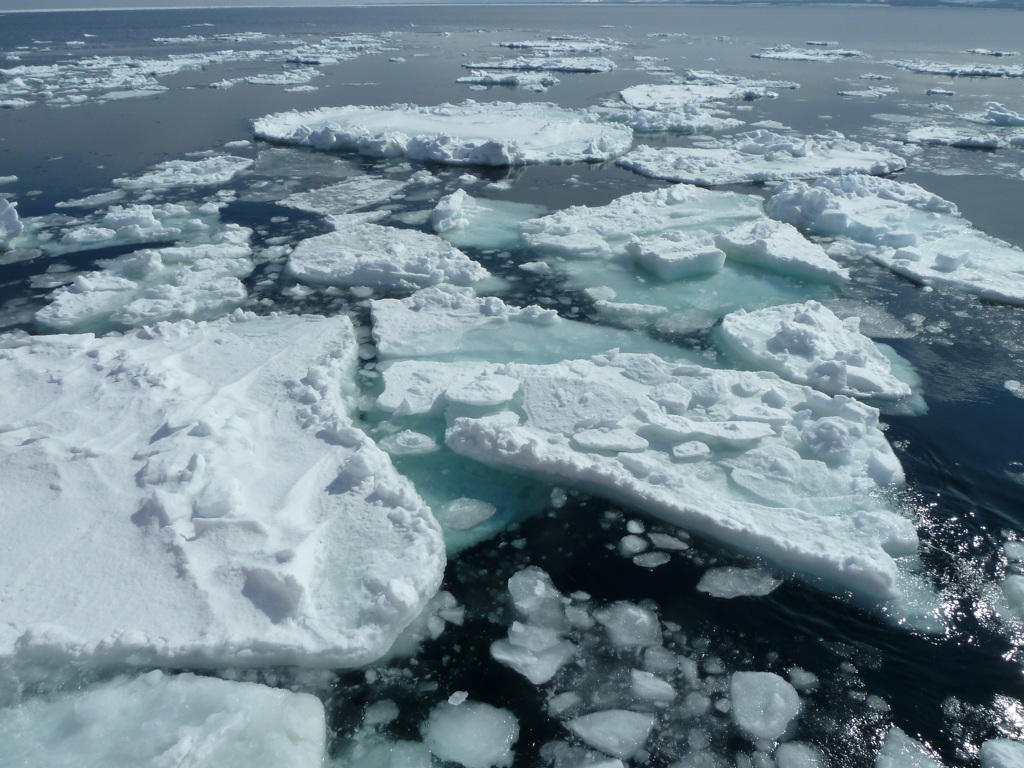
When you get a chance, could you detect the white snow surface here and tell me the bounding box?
[377,350,918,601]
[730,671,801,741]
[0,671,326,768]
[287,216,489,290]
[616,131,905,186]
[253,101,632,165]
[0,197,22,247]
[0,313,445,669]
[875,728,944,768]
[980,739,1024,768]
[422,701,519,768]
[113,156,254,189]
[719,301,913,401]
[697,567,781,598]
[766,174,1024,306]
[620,83,778,109]
[714,218,849,284]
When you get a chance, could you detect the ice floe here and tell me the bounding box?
[593,102,743,135]
[966,102,1024,127]
[422,700,519,768]
[565,711,656,759]
[0,672,326,768]
[377,348,919,601]
[254,101,632,165]
[715,218,849,284]
[905,126,1004,149]
[36,225,253,333]
[730,671,801,741]
[890,59,1024,77]
[281,175,407,217]
[980,739,1024,768]
[621,83,778,109]
[766,174,1024,305]
[0,198,21,248]
[753,45,864,61]
[616,130,905,186]
[875,728,943,768]
[697,566,781,598]
[0,313,445,670]
[287,216,488,291]
[430,189,547,249]
[718,301,914,402]
[677,69,801,90]
[462,57,615,73]
[498,37,621,54]
[457,70,560,91]
[838,86,898,99]
[113,155,254,189]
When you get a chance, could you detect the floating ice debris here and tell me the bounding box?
[457,70,560,90]
[715,218,848,284]
[620,83,779,109]
[753,45,864,61]
[0,174,16,185]
[677,69,801,90]
[462,57,615,73]
[54,190,127,208]
[697,567,781,598]
[904,126,1004,148]
[254,101,632,165]
[282,175,407,216]
[616,130,905,186]
[730,671,801,741]
[0,198,22,248]
[777,742,826,768]
[927,88,956,96]
[980,739,1024,768]
[36,225,253,333]
[593,103,743,135]
[422,701,519,768]
[430,189,547,249]
[113,155,254,189]
[0,671,326,768]
[0,314,445,670]
[287,217,489,290]
[390,350,920,601]
[967,48,1019,57]
[498,38,621,54]
[241,68,322,86]
[890,59,1024,77]
[766,175,1024,306]
[807,40,838,46]
[965,102,1024,127]
[565,711,656,760]
[438,498,497,531]
[718,301,914,402]
[875,728,943,768]
[594,602,662,647]
[838,86,898,98]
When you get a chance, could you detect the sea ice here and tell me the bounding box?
[890,59,1024,77]
[965,102,1024,127]
[594,603,662,647]
[499,38,621,54]
[0,313,445,670]
[382,349,920,601]
[729,671,801,741]
[593,103,743,135]
[113,155,254,189]
[838,86,898,99]
[776,742,826,768]
[717,301,913,401]
[422,701,519,768]
[0,671,326,768]
[697,567,781,598]
[0,197,22,247]
[462,57,615,73]
[766,174,1024,305]
[620,83,778,110]
[714,218,848,284]
[35,225,253,333]
[281,175,407,217]
[286,216,489,290]
[875,728,943,768]
[457,70,560,90]
[753,45,864,61]
[431,189,547,249]
[904,126,1004,149]
[677,69,801,90]
[254,101,632,165]
[564,711,656,759]
[980,739,1024,768]
[616,131,905,186]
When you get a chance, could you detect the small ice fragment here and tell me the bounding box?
[980,738,1024,768]
[564,710,656,760]
[875,727,943,768]
[729,671,801,742]
[619,535,649,557]
[631,669,677,703]
[633,552,671,568]
[422,701,519,768]
[593,602,662,647]
[440,498,497,531]
[776,742,825,768]
[697,567,781,599]
[448,691,469,706]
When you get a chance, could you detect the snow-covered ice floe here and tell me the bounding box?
[281,175,408,217]
[717,301,915,402]
[676,69,801,90]
[498,37,621,54]
[0,313,445,669]
[287,215,489,290]
[253,101,632,165]
[838,86,898,99]
[965,102,1024,127]
[620,83,779,109]
[431,189,547,250]
[456,70,560,91]
[593,103,743,135]
[904,126,1004,149]
[890,58,1024,77]
[0,197,22,248]
[462,57,615,73]
[113,155,254,189]
[379,348,918,603]
[767,174,1024,306]
[0,672,326,768]
[616,130,905,186]
[753,45,864,61]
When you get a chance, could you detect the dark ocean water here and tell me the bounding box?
[2,4,1024,766]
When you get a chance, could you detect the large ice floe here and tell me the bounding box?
[889,59,1024,77]
[375,341,919,602]
[0,671,326,768]
[0,197,22,248]
[286,215,489,290]
[518,186,849,332]
[253,101,632,165]
[766,174,1024,305]
[620,82,779,109]
[616,130,906,185]
[753,45,865,61]
[717,301,914,402]
[904,125,1005,149]
[456,70,560,91]
[461,56,616,73]
[0,313,445,669]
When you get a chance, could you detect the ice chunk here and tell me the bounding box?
[287,218,488,290]
[754,45,864,61]
[620,83,778,109]
[875,727,943,768]
[697,567,781,598]
[499,38,622,54]
[594,602,663,647]
[564,711,656,759]
[437,353,918,602]
[890,59,1024,77]
[767,175,1024,305]
[617,131,905,185]
[0,672,325,768]
[776,742,825,768]
[254,101,632,165]
[422,701,519,768]
[905,126,1004,149]
[282,175,407,216]
[594,104,743,135]
[457,70,560,89]
[838,86,898,99]
[729,671,801,741]
[980,739,1024,768]
[113,155,253,189]
[966,102,1024,127]
[626,233,726,280]
[439,498,497,530]
[718,301,914,401]
[431,189,547,249]
[0,197,22,248]
[715,218,849,284]
[0,314,444,669]
[463,57,615,73]
[630,669,677,703]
